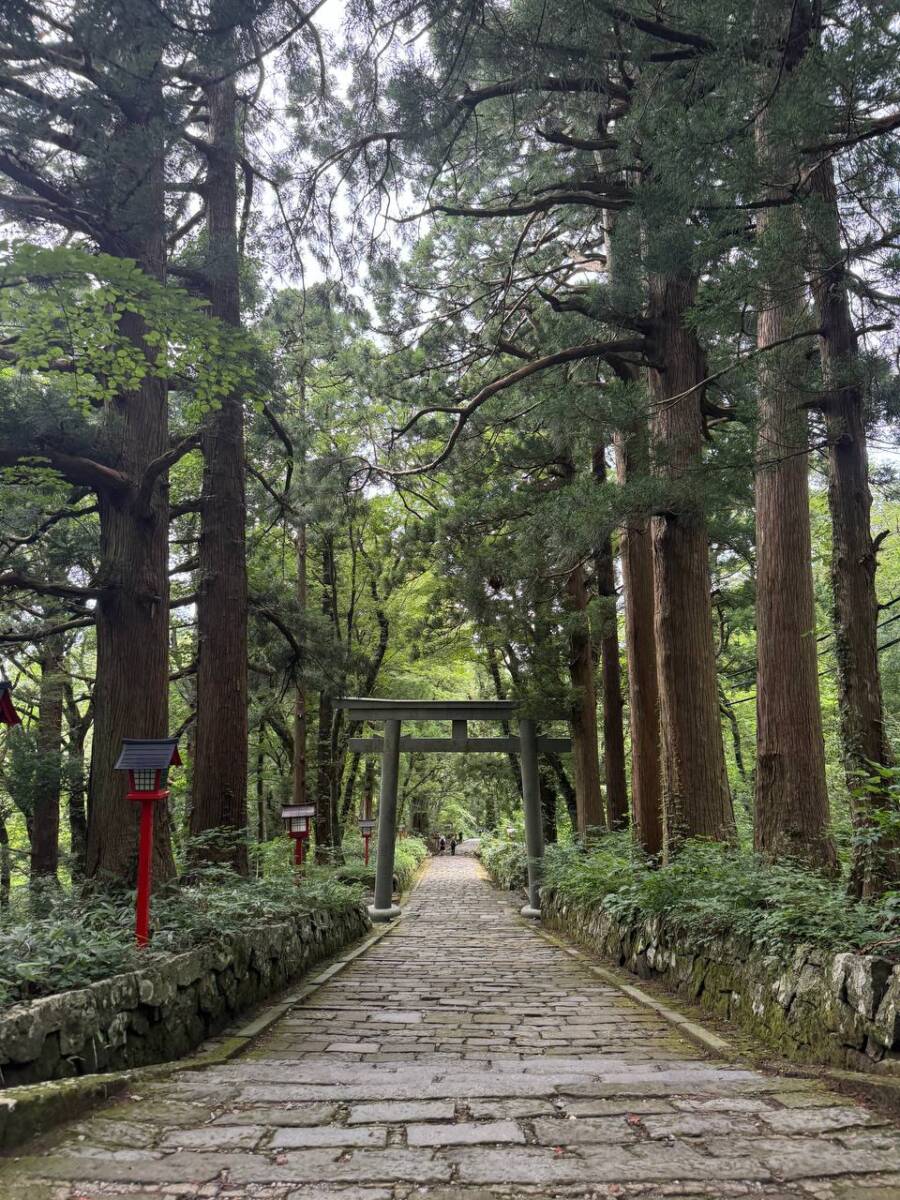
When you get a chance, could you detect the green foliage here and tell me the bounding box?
[0,242,262,415]
[389,836,429,892]
[538,836,899,962]
[478,832,528,891]
[0,869,363,1009]
[256,831,428,896]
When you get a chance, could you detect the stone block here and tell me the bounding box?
[875,967,900,1050]
[0,903,370,1087]
[406,1120,524,1146]
[347,1100,455,1124]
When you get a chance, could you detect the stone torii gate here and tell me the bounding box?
[336,698,571,922]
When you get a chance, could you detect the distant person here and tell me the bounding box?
[458,831,463,843]
[450,837,457,856]
[438,835,446,854]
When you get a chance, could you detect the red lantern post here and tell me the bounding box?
[282,805,315,879]
[114,739,181,947]
[0,679,22,727]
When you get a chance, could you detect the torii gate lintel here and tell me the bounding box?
[336,698,571,924]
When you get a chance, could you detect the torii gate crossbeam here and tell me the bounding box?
[336,698,571,922]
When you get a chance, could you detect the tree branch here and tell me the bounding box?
[0,615,94,645]
[135,431,201,515]
[0,444,130,493]
[0,571,101,599]
[390,337,645,476]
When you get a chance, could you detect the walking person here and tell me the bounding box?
[438,835,446,855]
[450,836,457,856]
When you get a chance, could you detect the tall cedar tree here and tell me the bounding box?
[752,0,835,868]
[189,23,250,874]
[0,4,177,886]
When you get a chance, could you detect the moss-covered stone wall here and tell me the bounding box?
[541,889,900,1072]
[0,903,370,1088]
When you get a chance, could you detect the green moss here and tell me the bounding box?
[0,1073,129,1152]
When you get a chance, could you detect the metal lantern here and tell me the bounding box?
[358,816,376,865]
[113,738,181,947]
[281,804,315,873]
[0,679,22,727]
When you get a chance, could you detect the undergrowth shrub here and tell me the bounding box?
[321,833,428,893]
[538,836,900,962]
[478,833,528,890]
[390,835,429,890]
[0,865,363,1010]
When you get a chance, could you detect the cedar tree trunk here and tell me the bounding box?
[593,444,628,830]
[31,638,64,884]
[753,87,834,867]
[64,686,90,877]
[648,271,734,852]
[566,562,605,835]
[807,160,896,896]
[86,89,175,888]
[293,521,309,808]
[615,427,663,856]
[314,534,339,856]
[190,70,249,873]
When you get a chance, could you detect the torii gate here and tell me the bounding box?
[336,698,571,922]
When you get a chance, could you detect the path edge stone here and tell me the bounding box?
[0,917,400,1154]
[533,918,900,1118]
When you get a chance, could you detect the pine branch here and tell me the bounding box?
[0,444,130,493]
[0,614,94,645]
[0,571,102,599]
[389,337,645,477]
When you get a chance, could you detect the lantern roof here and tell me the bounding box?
[114,738,182,771]
[282,804,316,818]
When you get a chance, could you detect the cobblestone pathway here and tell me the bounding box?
[3,854,900,1199]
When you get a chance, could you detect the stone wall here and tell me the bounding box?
[541,890,900,1072]
[0,903,370,1089]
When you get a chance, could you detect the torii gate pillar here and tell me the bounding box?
[518,717,544,919]
[370,718,402,921]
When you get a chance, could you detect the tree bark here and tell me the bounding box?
[293,521,308,808]
[31,638,64,885]
[0,807,9,912]
[189,65,249,874]
[63,685,90,878]
[485,639,524,798]
[648,271,734,852]
[539,762,558,844]
[615,427,663,856]
[256,729,267,844]
[335,577,390,828]
[593,444,628,830]
[86,80,175,889]
[753,86,835,868]
[315,534,339,857]
[566,562,605,835]
[807,159,895,896]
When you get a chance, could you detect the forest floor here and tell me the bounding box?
[2,855,900,1198]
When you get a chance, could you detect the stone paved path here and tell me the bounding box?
[3,855,900,1198]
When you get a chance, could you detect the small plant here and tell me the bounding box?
[487,831,899,963]
[0,868,364,1009]
[478,833,528,890]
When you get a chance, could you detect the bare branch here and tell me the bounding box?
[0,571,101,599]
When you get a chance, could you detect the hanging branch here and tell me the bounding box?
[388,336,645,476]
